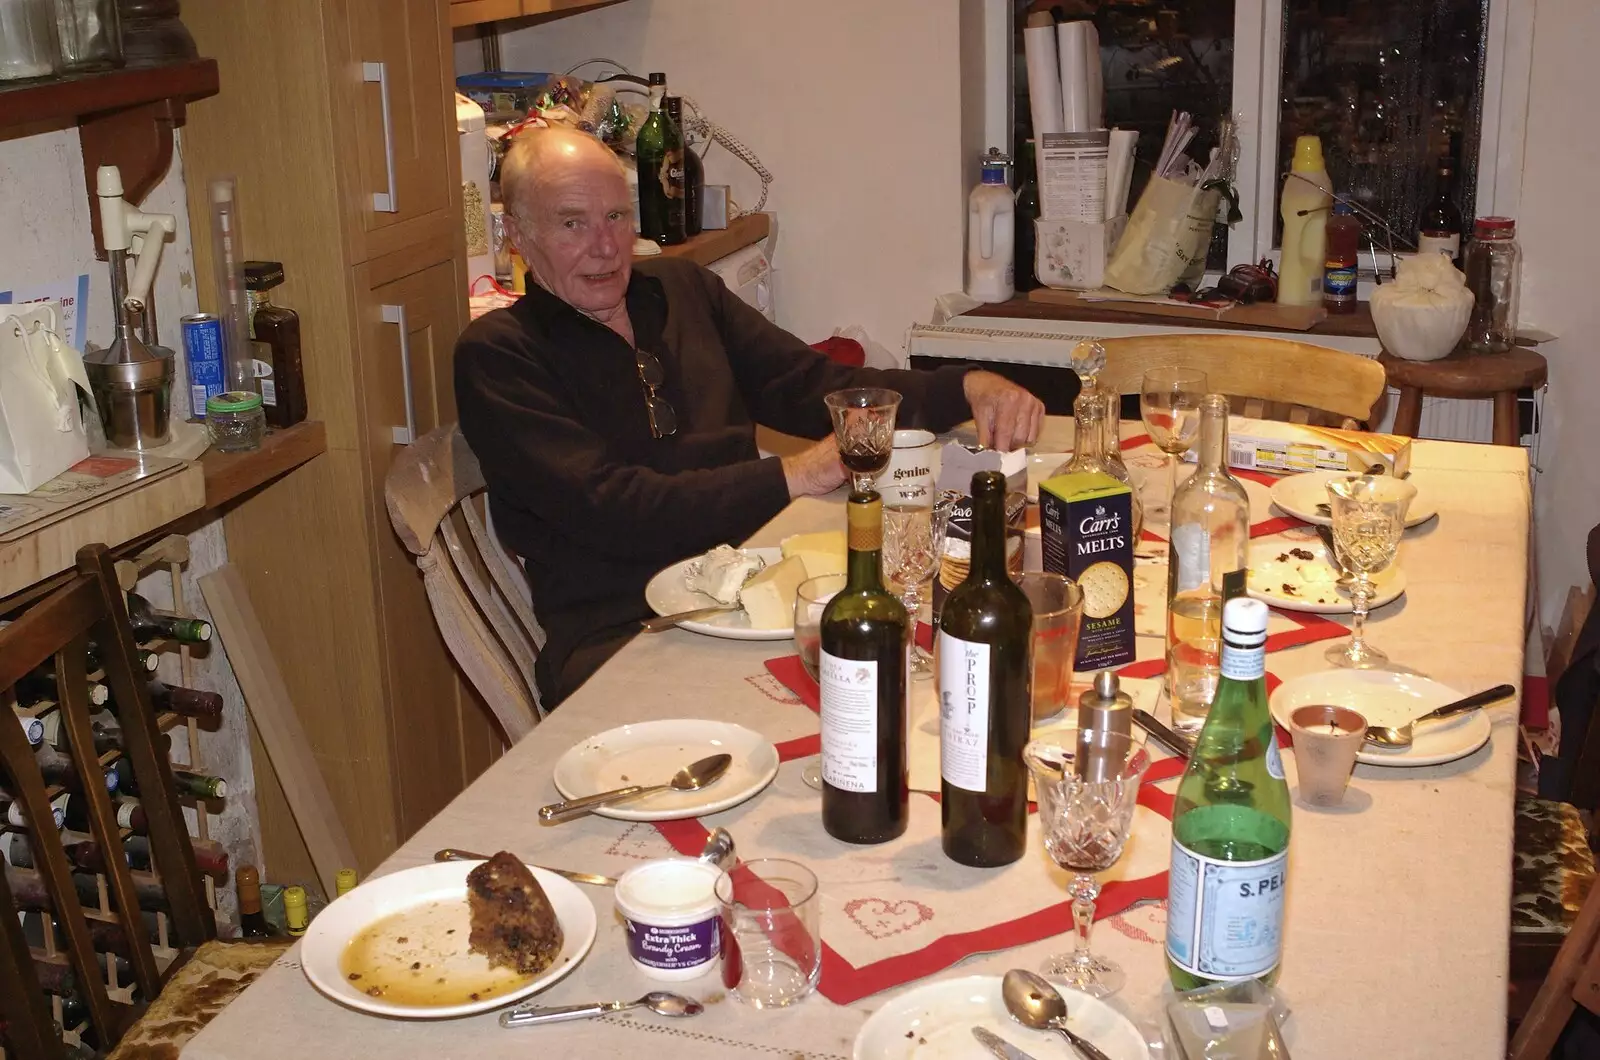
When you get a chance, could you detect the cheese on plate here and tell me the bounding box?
[780,530,847,579]
[739,555,808,630]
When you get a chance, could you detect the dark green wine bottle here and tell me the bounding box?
[664,96,703,236]
[1166,596,1292,989]
[125,593,211,645]
[820,491,910,844]
[636,72,686,245]
[938,471,1033,867]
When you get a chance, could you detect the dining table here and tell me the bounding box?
[184,417,1533,1060]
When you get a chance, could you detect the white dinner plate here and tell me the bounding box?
[1247,538,1405,614]
[644,546,791,640]
[1270,669,1494,767]
[854,975,1150,1060]
[1269,470,1438,529]
[552,719,780,821]
[300,860,596,1019]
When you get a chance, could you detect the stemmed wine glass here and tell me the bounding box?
[1139,367,1207,529]
[1024,728,1151,997]
[824,388,902,493]
[881,489,955,677]
[1324,475,1415,668]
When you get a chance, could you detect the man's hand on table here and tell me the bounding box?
[782,436,848,498]
[964,370,1045,452]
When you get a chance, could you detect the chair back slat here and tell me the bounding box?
[388,426,543,740]
[0,861,64,1059]
[0,545,217,1055]
[464,499,545,652]
[81,548,213,948]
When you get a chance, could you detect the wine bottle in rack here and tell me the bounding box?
[0,791,67,831]
[2,835,127,874]
[126,835,230,881]
[85,643,161,674]
[15,712,44,747]
[62,794,146,836]
[104,680,224,723]
[111,759,227,801]
[34,747,119,795]
[237,865,276,938]
[125,593,212,645]
[14,669,110,708]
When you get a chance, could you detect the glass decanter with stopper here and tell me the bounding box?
[1052,386,1144,542]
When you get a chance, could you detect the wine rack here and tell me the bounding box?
[3,534,223,1057]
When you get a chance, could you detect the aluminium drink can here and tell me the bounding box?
[181,313,226,419]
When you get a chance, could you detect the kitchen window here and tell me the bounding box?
[991,0,1532,274]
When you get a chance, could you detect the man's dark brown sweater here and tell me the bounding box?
[454,257,975,706]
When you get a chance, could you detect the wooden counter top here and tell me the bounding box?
[636,212,769,268]
[201,421,326,510]
[967,291,1380,338]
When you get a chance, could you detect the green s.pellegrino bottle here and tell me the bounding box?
[1166,596,1291,989]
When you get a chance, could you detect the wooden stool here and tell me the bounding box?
[1379,346,1548,446]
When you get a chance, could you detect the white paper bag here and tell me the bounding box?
[0,302,91,494]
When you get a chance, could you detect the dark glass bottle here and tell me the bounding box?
[937,471,1034,867]
[1014,139,1040,291]
[108,680,224,724]
[243,260,308,429]
[15,669,109,709]
[237,865,276,938]
[663,96,704,237]
[636,73,687,245]
[35,747,118,795]
[819,491,910,844]
[62,794,147,836]
[125,593,211,645]
[1418,160,1463,267]
[111,759,227,801]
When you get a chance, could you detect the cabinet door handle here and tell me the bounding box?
[362,61,399,213]
[381,304,416,444]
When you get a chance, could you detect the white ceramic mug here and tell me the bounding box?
[878,428,939,503]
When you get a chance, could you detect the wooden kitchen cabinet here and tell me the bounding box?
[179,0,499,878]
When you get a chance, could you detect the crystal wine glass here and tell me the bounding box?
[1139,367,1207,529]
[1324,475,1415,668]
[881,490,954,677]
[1024,729,1151,997]
[824,388,902,493]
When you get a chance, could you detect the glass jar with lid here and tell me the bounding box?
[1463,216,1521,354]
[206,391,265,452]
[52,0,122,71]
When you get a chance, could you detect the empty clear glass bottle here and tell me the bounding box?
[1464,216,1521,354]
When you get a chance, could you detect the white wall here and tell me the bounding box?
[1519,0,1600,623]
[0,129,260,921]
[459,0,969,354]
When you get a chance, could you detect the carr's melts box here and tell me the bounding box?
[1039,470,1135,671]
[1222,417,1413,477]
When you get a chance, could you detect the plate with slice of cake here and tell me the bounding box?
[300,852,596,1019]
[644,531,848,640]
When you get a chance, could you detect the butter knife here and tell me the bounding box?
[972,1027,1041,1060]
[432,848,617,887]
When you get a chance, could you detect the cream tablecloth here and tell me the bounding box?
[185,426,1530,1060]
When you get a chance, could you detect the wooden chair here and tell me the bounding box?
[1512,864,1600,1058]
[0,545,216,1058]
[385,424,543,744]
[1088,333,1389,428]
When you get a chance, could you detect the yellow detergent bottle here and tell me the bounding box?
[1277,136,1333,307]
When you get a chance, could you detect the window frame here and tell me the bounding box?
[983,0,1535,273]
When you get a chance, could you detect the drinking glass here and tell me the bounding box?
[882,492,954,677]
[716,858,822,1008]
[795,573,847,792]
[1017,573,1084,723]
[824,388,901,493]
[1324,475,1415,668]
[1139,367,1207,528]
[1024,729,1151,997]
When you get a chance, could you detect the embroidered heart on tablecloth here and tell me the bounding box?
[845,897,935,940]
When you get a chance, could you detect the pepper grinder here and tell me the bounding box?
[82,165,176,450]
[1074,669,1133,782]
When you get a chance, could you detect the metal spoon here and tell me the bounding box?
[1001,970,1113,1060]
[641,605,736,632]
[500,990,703,1027]
[1363,683,1516,749]
[538,753,733,823]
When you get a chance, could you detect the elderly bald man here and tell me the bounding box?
[455,127,1046,709]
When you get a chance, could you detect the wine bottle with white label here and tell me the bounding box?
[938,470,1033,867]
[820,490,910,844]
[1166,596,1292,989]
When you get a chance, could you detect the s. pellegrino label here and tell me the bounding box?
[1166,597,1291,988]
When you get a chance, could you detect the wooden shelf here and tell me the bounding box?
[0,59,219,256]
[638,212,770,268]
[200,421,327,510]
[966,291,1381,339]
